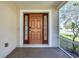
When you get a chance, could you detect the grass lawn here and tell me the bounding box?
[60,32,79,53]
[60,33,79,42]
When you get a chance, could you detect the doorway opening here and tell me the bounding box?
[23,13,48,44]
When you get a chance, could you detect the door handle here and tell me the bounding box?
[29,27,31,28]
[29,29,31,31]
[29,27,31,31]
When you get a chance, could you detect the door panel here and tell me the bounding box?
[29,14,43,44]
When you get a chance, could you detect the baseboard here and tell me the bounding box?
[18,44,58,48]
[23,44,50,48]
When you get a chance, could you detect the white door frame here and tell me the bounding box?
[19,9,53,47]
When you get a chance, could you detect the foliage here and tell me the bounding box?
[71,22,79,51]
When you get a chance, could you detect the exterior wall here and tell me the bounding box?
[0,2,18,58]
[0,1,59,57]
[18,9,59,47]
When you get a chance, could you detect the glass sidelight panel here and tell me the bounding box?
[44,15,47,40]
[25,16,28,40]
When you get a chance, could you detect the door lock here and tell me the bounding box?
[29,27,31,28]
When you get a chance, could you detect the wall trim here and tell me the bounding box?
[23,44,50,48]
[19,9,54,47]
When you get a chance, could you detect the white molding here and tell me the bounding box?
[20,9,51,13]
[23,44,50,48]
[19,9,53,47]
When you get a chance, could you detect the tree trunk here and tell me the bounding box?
[72,36,76,52]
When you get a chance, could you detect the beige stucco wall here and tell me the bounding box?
[17,6,59,47]
[0,2,18,57]
[0,1,60,57]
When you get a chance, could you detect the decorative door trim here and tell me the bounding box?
[19,9,53,47]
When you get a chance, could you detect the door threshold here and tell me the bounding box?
[23,44,49,47]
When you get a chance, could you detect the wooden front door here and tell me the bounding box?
[29,14,43,44]
[24,13,48,44]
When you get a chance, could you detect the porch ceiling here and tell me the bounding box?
[15,1,63,9]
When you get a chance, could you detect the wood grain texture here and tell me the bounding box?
[24,13,48,44]
[29,14,43,44]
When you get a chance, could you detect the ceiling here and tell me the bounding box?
[15,1,64,9]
